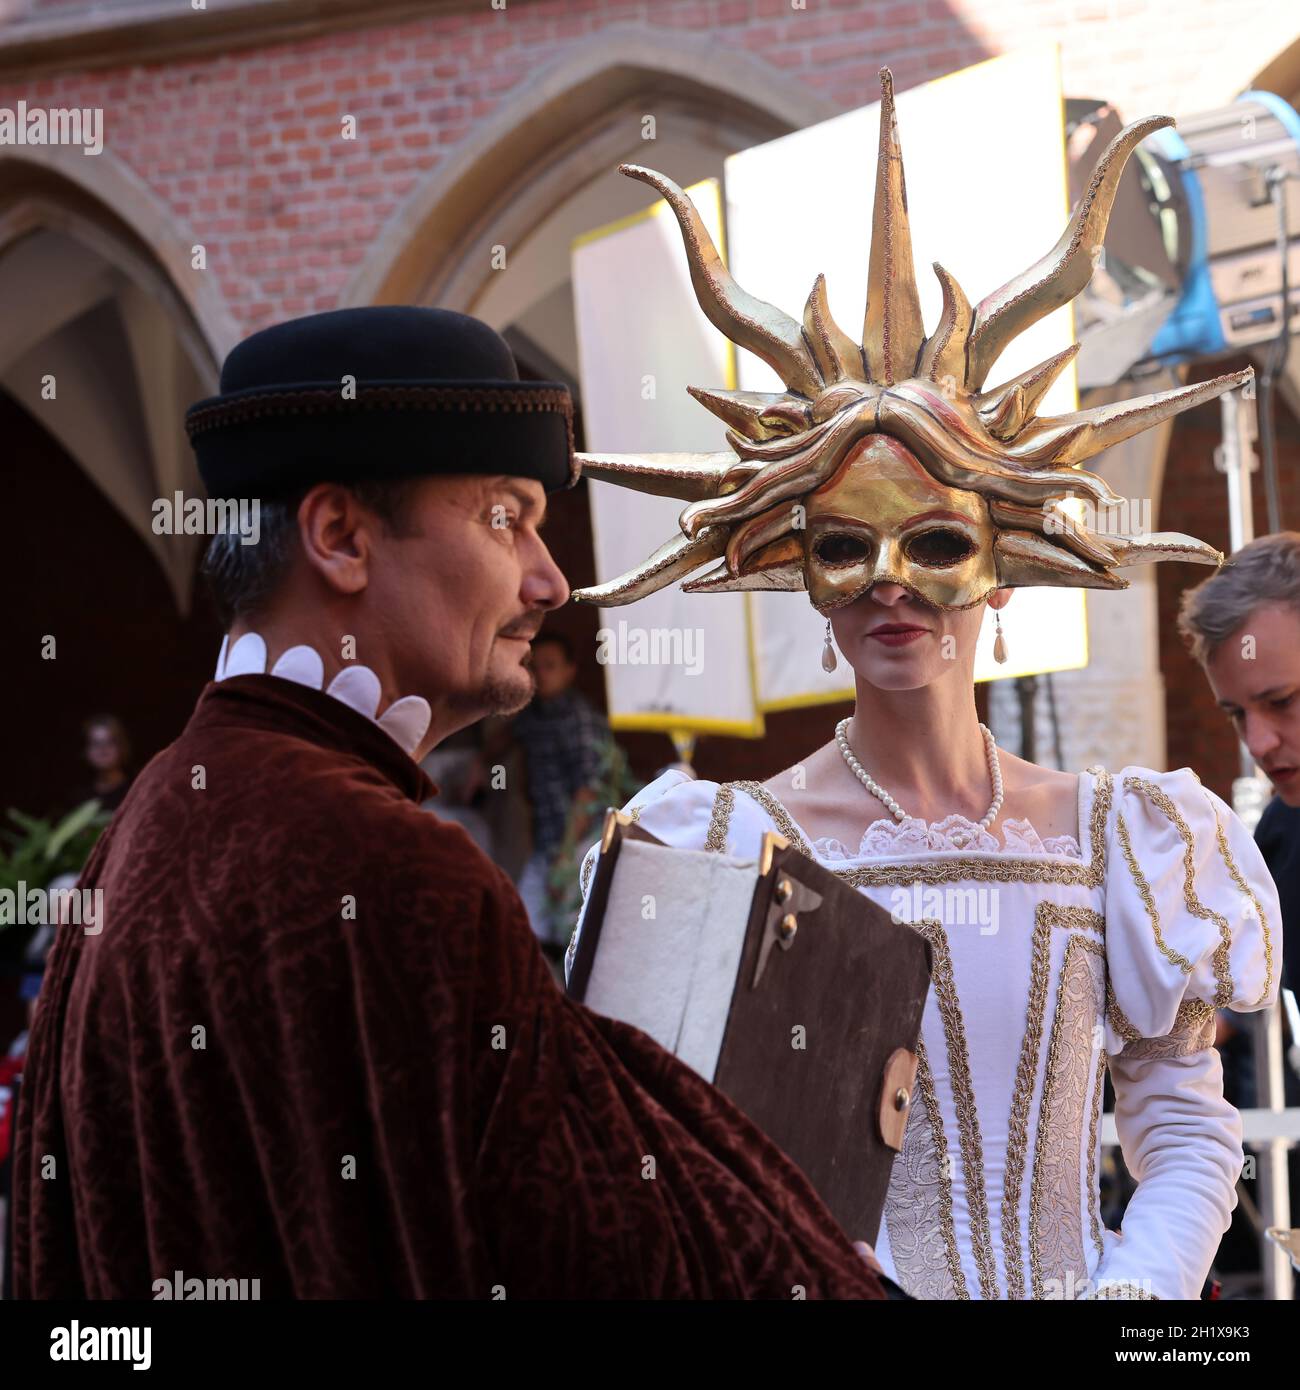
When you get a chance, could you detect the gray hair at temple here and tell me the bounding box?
[1177,531,1300,665]
[200,478,420,627]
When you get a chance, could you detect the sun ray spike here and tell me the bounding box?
[619,164,822,397]
[1108,532,1222,567]
[993,530,1130,591]
[916,262,972,386]
[966,114,1173,389]
[1001,368,1252,468]
[571,527,729,606]
[576,451,748,502]
[686,387,812,442]
[976,343,1081,440]
[803,274,863,385]
[862,69,926,386]
[683,550,807,594]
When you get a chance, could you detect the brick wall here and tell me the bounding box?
[1,0,1292,335]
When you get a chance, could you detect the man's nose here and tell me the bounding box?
[523,535,570,611]
[1242,711,1281,761]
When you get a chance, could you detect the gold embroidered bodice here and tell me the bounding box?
[571,762,1278,1300]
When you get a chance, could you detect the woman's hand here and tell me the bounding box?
[852,1240,884,1277]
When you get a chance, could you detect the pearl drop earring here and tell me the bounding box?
[821,618,837,673]
[993,609,1008,664]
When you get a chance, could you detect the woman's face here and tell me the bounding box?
[85,723,122,773]
[830,583,1005,692]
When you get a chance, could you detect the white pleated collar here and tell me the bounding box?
[214,633,432,760]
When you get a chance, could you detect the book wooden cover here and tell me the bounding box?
[569,812,932,1245]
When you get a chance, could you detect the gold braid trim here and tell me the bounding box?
[909,918,1000,1300]
[1087,1049,1107,1260]
[730,769,1114,888]
[1041,904,1105,937]
[1118,999,1217,1060]
[1106,986,1142,1046]
[580,798,645,900]
[731,780,811,851]
[1210,803,1274,1006]
[1030,933,1106,1299]
[1115,810,1194,974]
[705,784,736,853]
[1003,904,1106,1299]
[1107,991,1216,1058]
[580,849,595,900]
[913,1031,971,1299]
[1124,777,1234,1006]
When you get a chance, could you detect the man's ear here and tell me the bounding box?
[296,484,373,596]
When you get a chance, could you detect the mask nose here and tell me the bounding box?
[867,536,907,590]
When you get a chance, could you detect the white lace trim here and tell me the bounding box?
[811,812,1083,861]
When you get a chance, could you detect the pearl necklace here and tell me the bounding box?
[834,718,1005,830]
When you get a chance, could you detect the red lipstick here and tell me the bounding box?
[867,623,928,648]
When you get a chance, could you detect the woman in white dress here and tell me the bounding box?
[571,606,1278,1300]
[565,71,1280,1299]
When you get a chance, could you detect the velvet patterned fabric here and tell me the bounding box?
[13,676,882,1299]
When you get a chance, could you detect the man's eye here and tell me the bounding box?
[1271,695,1294,710]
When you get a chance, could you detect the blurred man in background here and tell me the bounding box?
[511,632,610,951]
[1179,531,1300,1000]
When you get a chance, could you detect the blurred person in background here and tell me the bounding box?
[1179,531,1300,1028]
[420,732,495,859]
[1178,531,1299,1294]
[510,631,612,952]
[72,715,133,814]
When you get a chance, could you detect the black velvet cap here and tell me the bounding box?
[185,306,576,499]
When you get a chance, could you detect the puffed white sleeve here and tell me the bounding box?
[1088,766,1282,1300]
[563,771,724,986]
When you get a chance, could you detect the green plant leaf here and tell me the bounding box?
[46,799,105,861]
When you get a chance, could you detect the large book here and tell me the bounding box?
[568,809,933,1245]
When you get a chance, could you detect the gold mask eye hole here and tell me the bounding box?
[905,528,976,568]
[813,533,871,567]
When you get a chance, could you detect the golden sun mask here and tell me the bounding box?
[572,69,1244,613]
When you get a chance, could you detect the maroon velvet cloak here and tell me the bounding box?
[13,676,882,1299]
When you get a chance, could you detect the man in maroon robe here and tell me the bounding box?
[13,307,884,1300]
